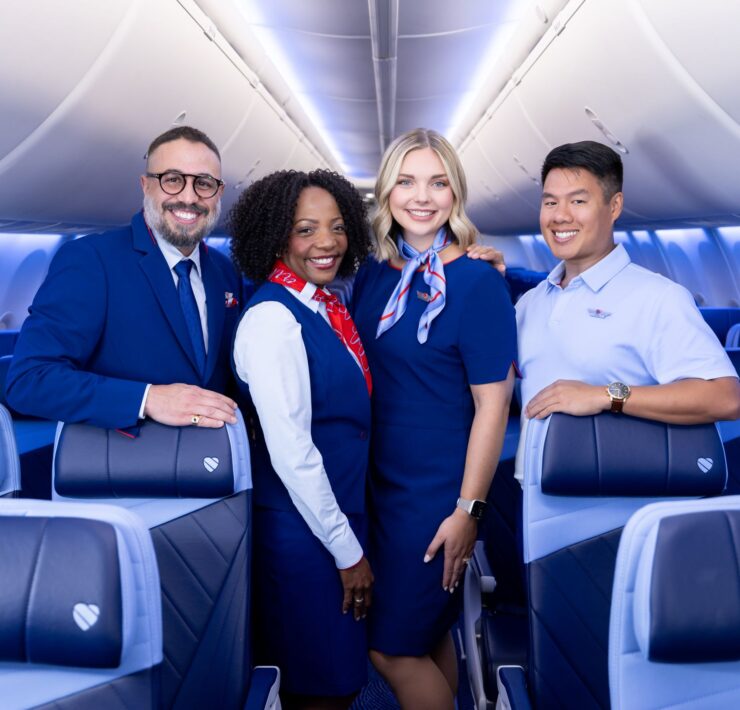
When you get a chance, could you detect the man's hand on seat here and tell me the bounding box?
[526,379,608,419]
[144,383,238,427]
[466,244,507,275]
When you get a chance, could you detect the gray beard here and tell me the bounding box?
[143,195,221,249]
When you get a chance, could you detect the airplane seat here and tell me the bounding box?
[480,412,727,710]
[0,329,19,357]
[726,346,740,375]
[699,307,740,345]
[0,354,12,409]
[609,496,740,710]
[726,323,740,348]
[51,412,280,710]
[0,498,162,709]
[0,402,20,496]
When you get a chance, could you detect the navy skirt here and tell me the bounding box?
[252,506,368,696]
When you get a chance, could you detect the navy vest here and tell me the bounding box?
[233,282,371,514]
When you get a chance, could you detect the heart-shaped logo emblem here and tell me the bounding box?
[203,457,219,472]
[73,603,100,631]
[697,457,713,473]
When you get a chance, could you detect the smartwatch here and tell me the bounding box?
[456,497,487,520]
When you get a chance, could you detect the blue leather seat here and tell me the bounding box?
[726,322,740,348]
[475,412,726,709]
[0,403,20,496]
[51,412,279,709]
[610,496,740,709]
[699,307,740,345]
[0,330,19,357]
[0,498,162,709]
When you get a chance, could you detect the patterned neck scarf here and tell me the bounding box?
[376,227,450,344]
[269,260,372,395]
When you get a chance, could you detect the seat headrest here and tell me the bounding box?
[0,403,20,495]
[541,413,726,497]
[54,417,243,498]
[0,515,122,668]
[634,509,740,663]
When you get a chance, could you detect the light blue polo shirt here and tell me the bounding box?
[516,244,737,413]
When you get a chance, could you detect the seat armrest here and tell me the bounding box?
[244,666,280,710]
[496,666,532,710]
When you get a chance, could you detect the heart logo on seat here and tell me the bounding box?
[203,457,219,472]
[73,603,100,631]
[697,457,714,473]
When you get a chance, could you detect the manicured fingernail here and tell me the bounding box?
[455,581,460,589]
[443,585,448,591]
[423,554,431,563]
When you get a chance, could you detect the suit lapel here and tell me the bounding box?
[200,242,225,384]
[132,212,202,377]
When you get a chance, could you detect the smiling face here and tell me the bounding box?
[388,147,454,250]
[141,138,223,255]
[282,186,348,286]
[540,167,623,283]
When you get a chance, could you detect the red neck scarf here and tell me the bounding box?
[268,260,372,396]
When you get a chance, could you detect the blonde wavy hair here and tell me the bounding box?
[372,128,479,261]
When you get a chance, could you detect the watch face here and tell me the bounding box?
[470,500,486,519]
[608,382,630,400]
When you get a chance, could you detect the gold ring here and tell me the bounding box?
[462,557,471,564]
[191,415,201,425]
[354,597,364,604]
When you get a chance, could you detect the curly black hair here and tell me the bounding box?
[228,169,372,283]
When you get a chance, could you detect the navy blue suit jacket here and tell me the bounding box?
[6,212,242,428]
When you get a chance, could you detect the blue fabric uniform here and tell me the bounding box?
[6,212,242,429]
[233,282,371,695]
[352,256,517,655]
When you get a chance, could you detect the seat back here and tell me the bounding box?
[0,498,161,709]
[0,403,20,496]
[610,496,740,709]
[522,413,726,709]
[52,412,257,709]
[726,323,740,348]
[699,307,740,345]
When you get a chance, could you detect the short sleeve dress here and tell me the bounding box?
[352,255,517,655]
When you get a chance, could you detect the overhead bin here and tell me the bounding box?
[0,0,331,232]
[462,0,740,234]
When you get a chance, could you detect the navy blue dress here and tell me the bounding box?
[352,255,517,655]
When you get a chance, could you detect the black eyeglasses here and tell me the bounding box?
[146,171,224,198]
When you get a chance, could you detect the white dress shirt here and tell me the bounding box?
[514,244,737,480]
[233,281,364,570]
[139,230,209,418]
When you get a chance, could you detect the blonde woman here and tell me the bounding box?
[352,128,517,709]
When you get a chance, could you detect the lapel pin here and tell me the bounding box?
[225,292,239,308]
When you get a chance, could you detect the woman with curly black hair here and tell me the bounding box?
[229,170,374,710]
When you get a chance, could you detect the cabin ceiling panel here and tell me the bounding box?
[245,0,371,37]
[397,0,525,39]
[262,32,376,100]
[636,0,740,127]
[396,30,496,100]
[0,0,130,161]
[304,97,378,133]
[511,0,740,227]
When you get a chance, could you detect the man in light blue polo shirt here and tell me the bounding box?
[516,141,739,467]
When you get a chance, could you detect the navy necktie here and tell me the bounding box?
[174,259,206,377]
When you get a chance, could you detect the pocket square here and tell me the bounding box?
[225,292,239,308]
[588,308,611,319]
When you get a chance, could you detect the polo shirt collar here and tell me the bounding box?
[546,243,631,292]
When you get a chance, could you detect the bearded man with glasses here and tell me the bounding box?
[7,126,242,437]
